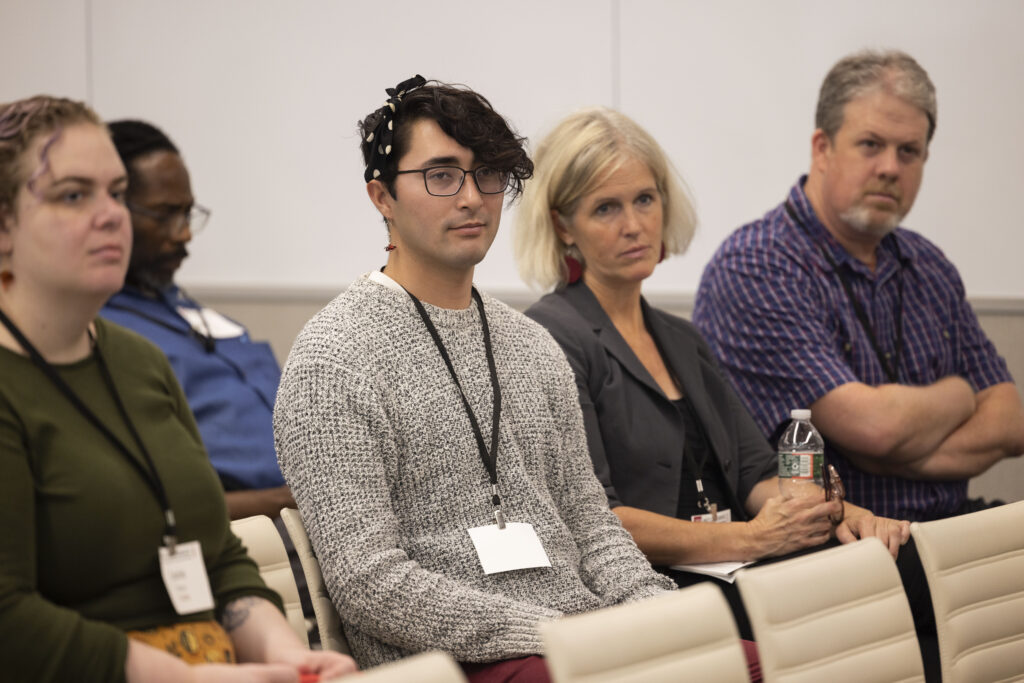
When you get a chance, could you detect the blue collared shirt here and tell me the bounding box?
[102,285,286,490]
[693,177,1013,520]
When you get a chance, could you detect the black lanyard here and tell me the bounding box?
[0,309,179,551]
[107,295,277,414]
[674,397,716,516]
[105,289,216,353]
[652,330,716,516]
[785,201,904,383]
[403,287,506,528]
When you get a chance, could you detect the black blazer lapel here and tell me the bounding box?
[645,304,713,426]
[560,283,665,398]
[645,305,747,516]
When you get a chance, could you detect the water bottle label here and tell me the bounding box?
[779,452,815,479]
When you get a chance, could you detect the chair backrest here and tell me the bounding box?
[736,537,924,683]
[337,651,466,683]
[279,507,351,654]
[910,500,1024,682]
[539,583,749,683]
[230,514,308,646]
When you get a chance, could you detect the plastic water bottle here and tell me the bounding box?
[778,409,825,499]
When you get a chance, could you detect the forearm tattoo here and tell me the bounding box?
[220,596,258,632]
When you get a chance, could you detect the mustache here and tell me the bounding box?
[161,246,189,263]
[133,247,188,271]
[862,183,902,201]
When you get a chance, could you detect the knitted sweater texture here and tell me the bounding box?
[274,275,672,667]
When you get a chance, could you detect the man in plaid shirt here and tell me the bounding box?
[694,49,1024,522]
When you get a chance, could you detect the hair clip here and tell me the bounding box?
[363,75,427,183]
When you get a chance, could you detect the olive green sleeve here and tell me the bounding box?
[0,398,129,683]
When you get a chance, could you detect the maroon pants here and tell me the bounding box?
[461,644,761,683]
[742,640,762,682]
[460,656,550,683]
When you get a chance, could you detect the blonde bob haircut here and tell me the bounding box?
[515,107,696,291]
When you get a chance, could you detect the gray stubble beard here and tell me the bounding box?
[839,201,904,238]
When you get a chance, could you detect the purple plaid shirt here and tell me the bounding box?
[693,177,1013,521]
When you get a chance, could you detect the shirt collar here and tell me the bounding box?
[367,269,403,292]
[116,283,201,316]
[788,176,915,281]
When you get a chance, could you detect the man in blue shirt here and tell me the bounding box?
[694,50,1024,521]
[102,120,294,520]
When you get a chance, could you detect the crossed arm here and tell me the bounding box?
[811,380,1024,480]
[697,235,1024,482]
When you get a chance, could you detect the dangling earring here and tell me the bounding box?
[0,253,13,291]
[563,245,583,284]
[383,217,396,252]
[658,243,666,264]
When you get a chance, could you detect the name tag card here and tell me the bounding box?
[158,540,215,615]
[178,307,246,339]
[467,523,552,575]
[690,508,733,523]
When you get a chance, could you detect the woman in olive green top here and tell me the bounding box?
[0,97,356,682]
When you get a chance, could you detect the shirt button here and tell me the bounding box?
[724,459,732,471]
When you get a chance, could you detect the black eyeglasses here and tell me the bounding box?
[128,202,211,235]
[393,165,510,197]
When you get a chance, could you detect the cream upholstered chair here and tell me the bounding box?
[539,583,749,683]
[230,514,308,646]
[325,651,466,683]
[279,507,351,654]
[736,537,924,682]
[910,500,1024,682]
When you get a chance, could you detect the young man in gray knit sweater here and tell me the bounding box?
[272,77,675,679]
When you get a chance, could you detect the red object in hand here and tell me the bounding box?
[299,673,320,683]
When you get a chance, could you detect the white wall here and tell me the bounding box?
[3,0,1022,299]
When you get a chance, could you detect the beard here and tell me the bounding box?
[839,193,905,238]
[126,246,188,292]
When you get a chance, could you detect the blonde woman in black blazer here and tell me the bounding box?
[515,108,911,637]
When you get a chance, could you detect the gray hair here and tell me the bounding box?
[816,49,937,142]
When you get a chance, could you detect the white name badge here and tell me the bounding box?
[467,522,552,575]
[177,306,246,339]
[690,508,733,524]
[158,540,216,615]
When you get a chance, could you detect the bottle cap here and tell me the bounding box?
[791,408,811,420]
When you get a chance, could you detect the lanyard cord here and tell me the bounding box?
[672,395,715,513]
[653,333,715,513]
[105,289,216,354]
[403,287,505,527]
[785,201,904,383]
[104,297,273,413]
[0,309,178,549]
[176,286,217,353]
[643,305,745,518]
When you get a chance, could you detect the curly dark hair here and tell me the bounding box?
[107,119,180,196]
[358,81,533,200]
